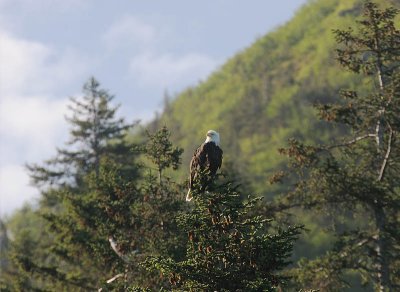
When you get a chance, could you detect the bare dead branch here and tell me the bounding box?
[106,273,124,284]
[377,128,393,181]
[98,273,125,291]
[326,133,377,150]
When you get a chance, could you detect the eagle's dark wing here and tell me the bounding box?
[204,142,223,175]
[188,142,223,189]
[188,144,205,189]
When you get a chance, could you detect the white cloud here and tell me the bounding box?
[0,31,51,94]
[0,93,68,218]
[0,94,69,162]
[0,30,88,216]
[0,30,89,95]
[0,164,39,217]
[129,53,218,89]
[102,15,157,50]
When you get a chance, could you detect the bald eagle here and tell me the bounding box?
[186,130,223,202]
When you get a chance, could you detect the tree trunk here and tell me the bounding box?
[374,206,391,292]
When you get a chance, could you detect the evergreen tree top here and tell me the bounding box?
[27,77,137,187]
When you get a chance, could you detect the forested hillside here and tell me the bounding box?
[2,0,400,291]
[154,0,397,196]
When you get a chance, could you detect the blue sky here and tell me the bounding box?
[0,0,308,217]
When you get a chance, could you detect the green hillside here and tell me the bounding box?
[153,0,397,196]
[3,1,399,290]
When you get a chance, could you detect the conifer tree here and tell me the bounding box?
[91,127,186,290]
[141,126,184,185]
[27,76,137,187]
[141,175,301,291]
[98,126,186,290]
[272,2,400,290]
[7,78,140,290]
[9,126,186,290]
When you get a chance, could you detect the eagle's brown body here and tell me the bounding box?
[186,139,223,201]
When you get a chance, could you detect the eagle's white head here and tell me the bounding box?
[205,130,220,146]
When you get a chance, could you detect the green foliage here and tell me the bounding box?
[139,126,184,184]
[59,157,185,290]
[4,1,400,291]
[0,205,86,291]
[143,126,183,171]
[34,127,187,291]
[158,0,391,198]
[142,175,302,291]
[273,1,400,290]
[147,1,400,290]
[7,75,142,289]
[26,77,137,187]
[3,79,188,290]
[4,78,141,290]
[50,127,185,290]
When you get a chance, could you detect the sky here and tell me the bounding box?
[0,0,308,217]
